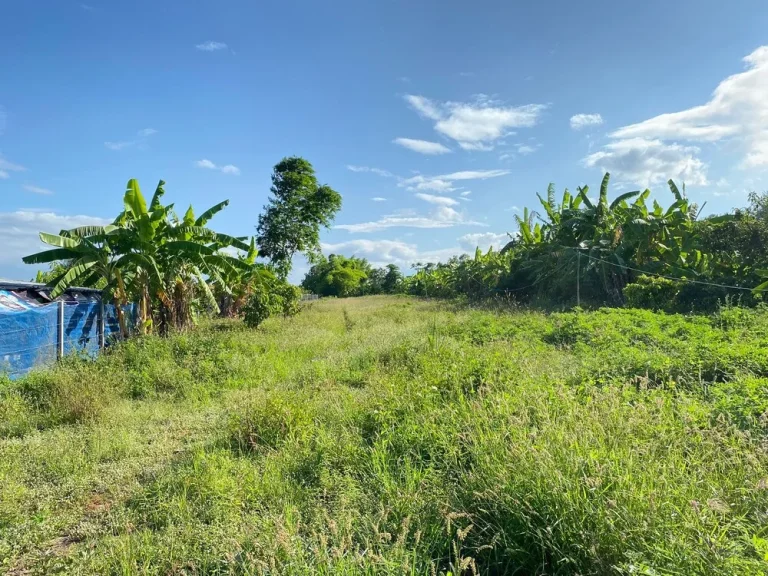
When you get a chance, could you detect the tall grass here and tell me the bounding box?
[1,297,767,574]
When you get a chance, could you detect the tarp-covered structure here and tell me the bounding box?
[0,280,130,379]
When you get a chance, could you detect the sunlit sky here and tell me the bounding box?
[2,0,768,282]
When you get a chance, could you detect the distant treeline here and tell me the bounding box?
[302,174,768,312]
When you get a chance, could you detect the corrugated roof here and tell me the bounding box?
[0,279,102,294]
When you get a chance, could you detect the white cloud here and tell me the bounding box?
[0,211,109,266]
[505,206,521,212]
[196,159,240,175]
[404,95,443,120]
[460,191,472,196]
[439,170,509,181]
[220,164,241,175]
[394,168,510,194]
[458,232,510,251]
[336,205,484,233]
[393,137,451,155]
[104,128,157,151]
[196,41,228,52]
[197,159,217,170]
[517,144,537,155]
[104,141,132,150]
[23,185,53,196]
[0,155,26,179]
[583,137,708,186]
[404,94,547,151]
[570,113,604,130]
[459,142,495,151]
[371,197,387,202]
[320,238,460,269]
[404,177,456,192]
[346,165,395,178]
[601,47,768,170]
[416,193,459,206]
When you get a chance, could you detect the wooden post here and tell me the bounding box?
[57,300,64,360]
[576,250,581,307]
[99,296,105,349]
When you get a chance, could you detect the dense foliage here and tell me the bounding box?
[23,179,252,335]
[401,173,768,311]
[21,158,336,334]
[301,254,403,297]
[256,157,343,278]
[2,297,768,573]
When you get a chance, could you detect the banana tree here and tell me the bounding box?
[22,224,133,338]
[24,178,248,337]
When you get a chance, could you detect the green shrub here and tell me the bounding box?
[274,282,302,318]
[624,275,681,311]
[242,284,272,328]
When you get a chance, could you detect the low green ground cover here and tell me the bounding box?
[1,297,768,574]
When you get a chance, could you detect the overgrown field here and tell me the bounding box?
[2,297,768,574]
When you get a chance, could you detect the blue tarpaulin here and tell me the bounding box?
[0,294,133,379]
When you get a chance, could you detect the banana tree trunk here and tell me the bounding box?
[114,269,130,340]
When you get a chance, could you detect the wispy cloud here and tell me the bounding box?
[458,232,510,251]
[346,165,395,178]
[460,191,472,197]
[104,141,133,151]
[399,169,509,193]
[320,238,460,269]
[0,211,109,266]
[404,94,547,151]
[570,113,604,130]
[415,193,459,206]
[347,164,509,195]
[0,154,27,179]
[393,137,451,155]
[196,158,241,175]
[336,205,485,233]
[371,197,387,202]
[516,144,538,155]
[104,128,158,151]
[23,184,53,196]
[196,41,228,52]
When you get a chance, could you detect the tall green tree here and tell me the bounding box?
[256,157,342,277]
[301,254,370,297]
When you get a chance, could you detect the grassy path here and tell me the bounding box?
[1,297,768,574]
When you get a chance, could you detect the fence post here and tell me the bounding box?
[99,296,105,349]
[57,300,64,360]
[576,250,581,307]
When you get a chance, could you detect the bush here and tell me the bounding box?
[242,284,272,328]
[623,275,681,311]
[274,283,302,318]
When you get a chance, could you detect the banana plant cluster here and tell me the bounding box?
[409,173,746,305]
[23,179,253,336]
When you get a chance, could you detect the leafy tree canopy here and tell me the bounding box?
[256,157,342,277]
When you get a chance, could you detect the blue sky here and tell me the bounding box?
[2,0,768,282]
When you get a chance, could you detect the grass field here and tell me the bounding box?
[2,296,768,574]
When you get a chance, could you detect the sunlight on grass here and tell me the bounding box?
[1,296,768,574]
